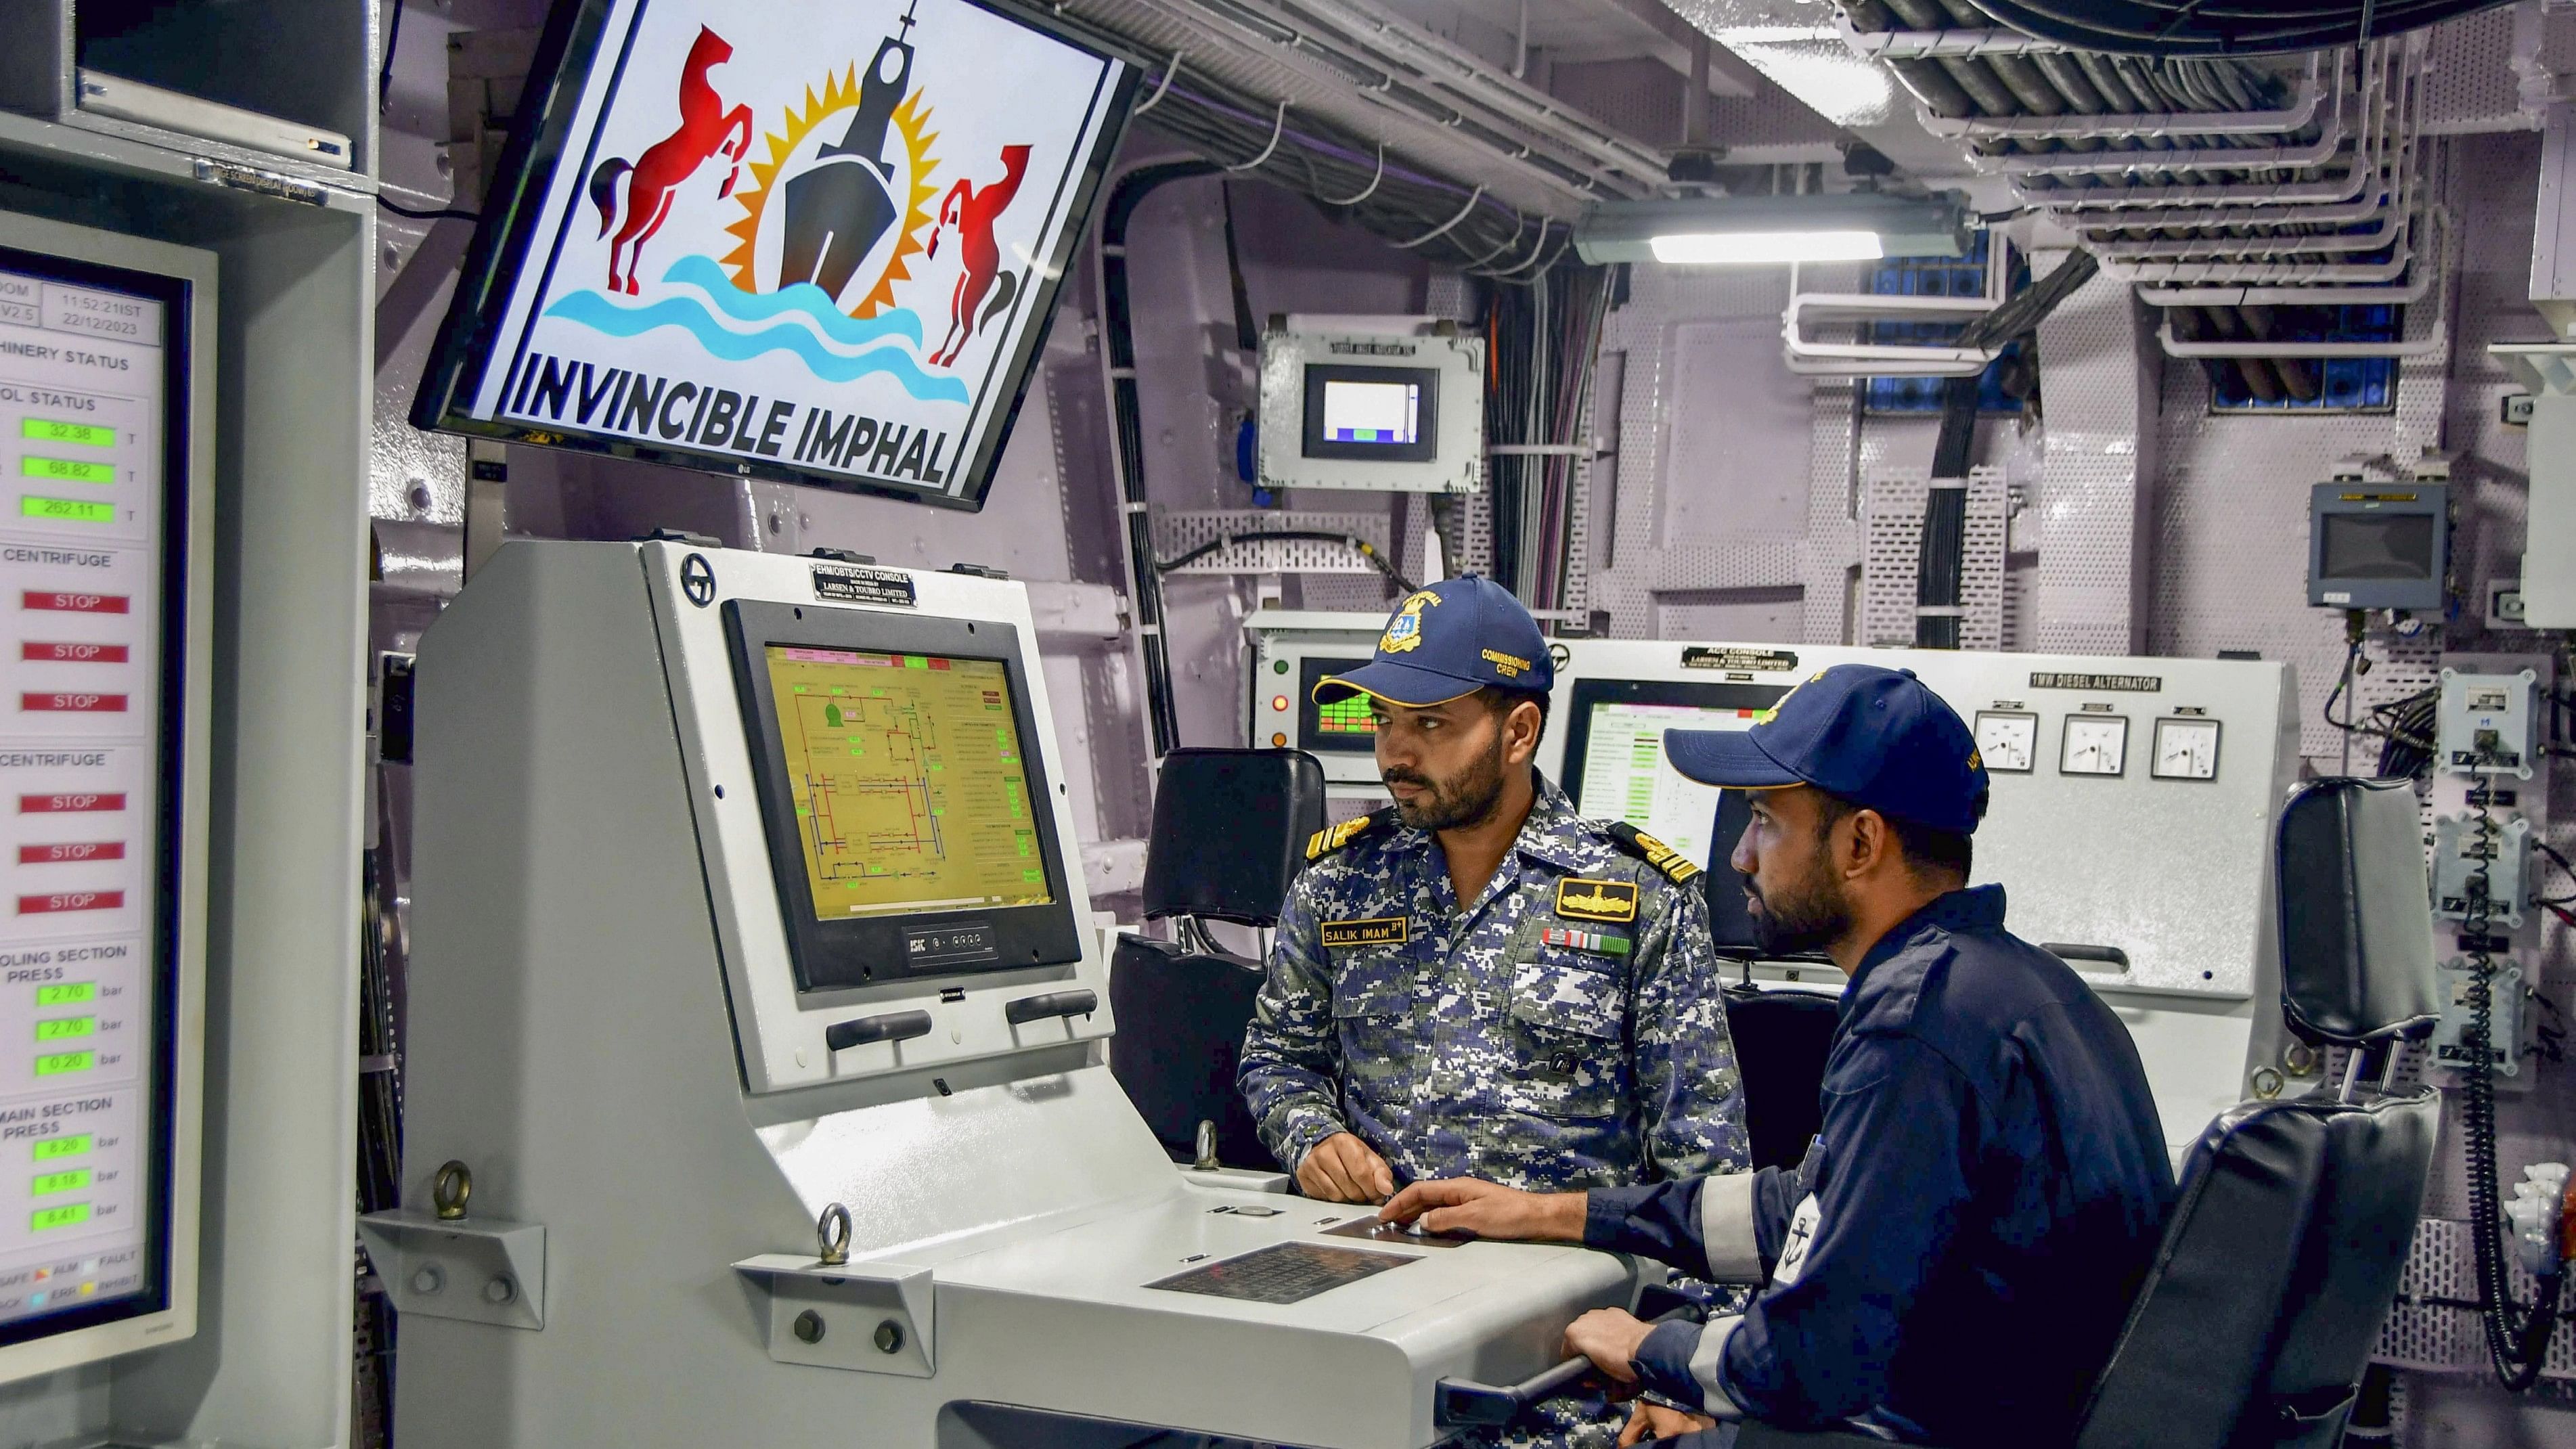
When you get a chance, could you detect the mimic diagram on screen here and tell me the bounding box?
[764,647,1048,919]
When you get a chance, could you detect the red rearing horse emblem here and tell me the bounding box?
[588,27,754,295]
[925,145,1031,367]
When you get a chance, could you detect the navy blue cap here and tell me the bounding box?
[1312,575,1553,708]
[1664,664,1989,834]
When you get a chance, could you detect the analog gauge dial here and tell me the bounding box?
[1974,711,2039,774]
[2060,715,2129,776]
[2152,717,2222,781]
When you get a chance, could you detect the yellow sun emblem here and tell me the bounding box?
[719,67,939,319]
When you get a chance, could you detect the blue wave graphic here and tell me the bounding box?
[655,254,924,347]
[541,259,968,404]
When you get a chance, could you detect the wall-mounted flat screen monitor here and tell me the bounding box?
[2307,482,2446,611]
[1302,364,1439,462]
[0,232,205,1361]
[1560,679,1786,872]
[724,601,1079,991]
[413,0,1136,511]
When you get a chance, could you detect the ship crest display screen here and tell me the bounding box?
[763,645,1050,920]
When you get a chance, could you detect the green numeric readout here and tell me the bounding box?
[20,457,115,485]
[30,1169,89,1197]
[32,1135,91,1162]
[36,983,95,1007]
[20,418,115,447]
[33,1051,93,1077]
[30,1204,89,1232]
[34,1017,93,1041]
[20,497,114,524]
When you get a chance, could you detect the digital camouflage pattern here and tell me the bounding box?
[1238,776,1750,1448]
[1238,774,1749,1197]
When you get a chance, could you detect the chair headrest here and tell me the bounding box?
[2273,777,2439,1048]
[1142,749,1327,927]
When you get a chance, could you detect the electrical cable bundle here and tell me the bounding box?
[1967,0,2510,54]
[2457,780,2564,1388]
[1483,265,1615,613]
[1124,72,1566,283]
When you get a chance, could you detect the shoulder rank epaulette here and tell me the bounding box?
[1605,821,1703,885]
[1306,807,1399,862]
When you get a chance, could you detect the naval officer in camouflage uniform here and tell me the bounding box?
[1236,575,1748,1447]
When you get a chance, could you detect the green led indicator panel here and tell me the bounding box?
[30,1204,89,1232]
[32,1135,91,1161]
[34,983,93,1007]
[1314,694,1379,736]
[20,418,114,447]
[33,1017,93,1041]
[20,456,116,485]
[29,1169,89,1197]
[32,1050,92,1077]
[20,496,115,524]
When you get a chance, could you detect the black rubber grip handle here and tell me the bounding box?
[1004,989,1098,1025]
[1436,1354,1597,1427]
[2044,943,2131,971]
[824,1010,933,1052]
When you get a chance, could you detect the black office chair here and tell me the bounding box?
[1700,788,1844,1174]
[1723,777,2442,1449]
[1108,748,1325,1172]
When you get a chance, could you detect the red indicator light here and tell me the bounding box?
[19,795,124,813]
[21,593,127,614]
[18,842,123,864]
[21,642,127,663]
[1272,695,1290,712]
[19,891,122,915]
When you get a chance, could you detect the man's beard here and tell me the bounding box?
[1742,854,1852,956]
[1383,734,1508,832]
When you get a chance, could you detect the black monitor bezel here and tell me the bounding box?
[2305,483,2447,610]
[1300,363,1440,462]
[1559,677,1788,816]
[0,244,191,1347]
[407,0,1140,513]
[722,600,1081,992]
[1295,654,1379,754]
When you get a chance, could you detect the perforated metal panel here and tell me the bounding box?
[2425,6,2534,135]
[2378,1216,2576,1379]
[2035,254,2154,656]
[1153,510,1393,575]
[1859,468,2006,649]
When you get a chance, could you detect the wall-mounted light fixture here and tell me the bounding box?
[1572,193,1971,266]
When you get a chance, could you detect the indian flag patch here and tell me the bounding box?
[1541,927,1630,957]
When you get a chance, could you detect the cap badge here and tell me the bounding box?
[1555,878,1639,924]
[1380,589,1443,654]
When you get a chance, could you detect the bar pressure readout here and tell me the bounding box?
[0,263,166,1323]
[763,646,1053,920]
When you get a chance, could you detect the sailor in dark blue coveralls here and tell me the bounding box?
[1380,664,2177,1446]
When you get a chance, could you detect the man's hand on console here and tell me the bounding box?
[1619,1403,1717,1445]
[1562,1307,1655,1385]
[1377,1178,1587,1241]
[1297,1132,1396,1204]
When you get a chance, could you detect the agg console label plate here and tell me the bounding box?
[812,566,916,608]
[1683,646,1799,673]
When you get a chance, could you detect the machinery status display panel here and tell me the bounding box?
[1563,680,1786,870]
[763,646,1050,919]
[0,251,186,1339]
[726,600,1082,991]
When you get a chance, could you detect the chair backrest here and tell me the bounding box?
[2072,1090,2439,1449]
[2273,777,2440,1048]
[1720,987,1842,1172]
[1107,934,1274,1169]
[1142,748,1326,927]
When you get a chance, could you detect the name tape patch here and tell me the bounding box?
[1555,878,1639,924]
[1320,916,1408,949]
